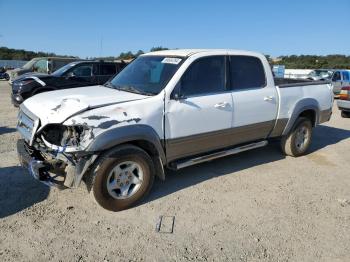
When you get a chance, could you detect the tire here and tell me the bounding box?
[281,117,313,157]
[341,111,350,118]
[91,145,155,211]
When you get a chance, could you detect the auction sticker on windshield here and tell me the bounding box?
[161,57,182,64]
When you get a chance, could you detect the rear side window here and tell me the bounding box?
[229,56,266,90]
[181,56,226,97]
[71,64,92,77]
[100,64,116,75]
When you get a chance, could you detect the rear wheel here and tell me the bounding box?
[91,145,155,211]
[341,110,350,118]
[281,117,313,157]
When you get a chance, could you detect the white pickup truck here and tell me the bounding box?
[17,49,333,211]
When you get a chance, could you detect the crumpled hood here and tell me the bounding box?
[21,85,148,127]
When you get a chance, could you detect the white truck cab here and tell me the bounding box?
[16,49,333,211]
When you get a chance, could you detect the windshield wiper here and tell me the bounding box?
[115,85,155,96]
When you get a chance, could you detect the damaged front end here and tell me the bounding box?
[17,108,97,189]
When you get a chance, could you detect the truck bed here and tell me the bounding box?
[274,78,330,88]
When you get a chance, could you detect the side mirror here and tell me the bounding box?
[171,81,185,100]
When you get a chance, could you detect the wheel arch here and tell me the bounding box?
[282,98,320,136]
[80,125,166,185]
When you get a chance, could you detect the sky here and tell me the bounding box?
[1,0,349,58]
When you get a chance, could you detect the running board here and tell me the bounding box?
[173,140,268,170]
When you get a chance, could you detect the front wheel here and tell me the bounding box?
[91,145,155,211]
[281,117,313,157]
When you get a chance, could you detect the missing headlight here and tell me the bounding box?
[41,124,86,147]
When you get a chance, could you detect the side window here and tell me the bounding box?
[53,60,69,71]
[34,59,47,73]
[100,64,116,75]
[229,56,266,90]
[332,71,341,81]
[71,64,92,77]
[342,71,349,81]
[181,56,225,97]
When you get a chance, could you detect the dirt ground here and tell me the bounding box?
[0,80,350,262]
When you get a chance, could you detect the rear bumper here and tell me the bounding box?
[337,100,350,112]
[17,139,65,188]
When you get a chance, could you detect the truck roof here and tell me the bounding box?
[143,49,263,58]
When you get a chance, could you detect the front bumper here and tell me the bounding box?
[17,139,65,188]
[337,100,350,112]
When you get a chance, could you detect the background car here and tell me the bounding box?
[11,60,128,106]
[330,70,350,95]
[7,57,80,83]
[337,86,350,118]
[0,67,9,80]
[304,69,350,95]
[305,69,334,81]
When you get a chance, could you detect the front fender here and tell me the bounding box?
[86,124,166,163]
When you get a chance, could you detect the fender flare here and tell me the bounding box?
[282,98,320,136]
[86,124,166,163]
[73,125,166,187]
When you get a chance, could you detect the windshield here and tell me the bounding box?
[107,56,184,95]
[51,62,79,76]
[22,58,39,70]
[308,70,333,78]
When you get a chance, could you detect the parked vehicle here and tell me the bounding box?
[337,86,350,118]
[305,69,334,81]
[0,67,9,80]
[11,60,127,106]
[305,69,350,95]
[330,70,350,95]
[7,57,79,83]
[16,49,333,211]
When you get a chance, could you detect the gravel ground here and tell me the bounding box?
[0,80,350,261]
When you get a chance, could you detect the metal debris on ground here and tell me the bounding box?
[337,199,350,207]
[156,216,175,233]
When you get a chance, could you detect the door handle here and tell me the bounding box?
[214,102,228,108]
[264,96,274,101]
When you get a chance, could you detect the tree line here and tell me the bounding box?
[273,55,350,69]
[0,46,77,60]
[1,46,350,69]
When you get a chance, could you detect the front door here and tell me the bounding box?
[165,55,233,161]
[60,63,97,89]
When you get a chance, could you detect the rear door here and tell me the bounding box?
[341,70,350,87]
[229,55,278,144]
[165,55,233,161]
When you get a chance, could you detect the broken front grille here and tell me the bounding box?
[17,107,39,145]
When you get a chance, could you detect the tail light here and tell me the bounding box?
[339,86,350,100]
